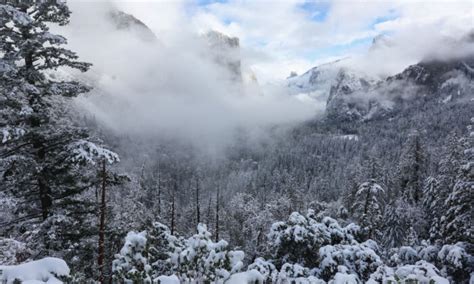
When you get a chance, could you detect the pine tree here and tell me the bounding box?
[397,131,426,204]
[352,179,384,240]
[423,133,462,242]
[112,231,152,283]
[441,120,473,244]
[97,159,128,283]
[0,2,119,276]
[171,223,244,282]
[382,200,408,248]
[422,176,443,241]
[343,166,362,214]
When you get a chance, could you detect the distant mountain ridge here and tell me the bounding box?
[326,55,474,122]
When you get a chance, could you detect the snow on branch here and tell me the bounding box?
[68,139,119,165]
[0,5,32,27]
[1,127,26,144]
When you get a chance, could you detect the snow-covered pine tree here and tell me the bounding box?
[423,133,462,242]
[0,1,119,276]
[440,119,473,244]
[171,223,244,282]
[112,231,152,283]
[351,179,384,240]
[381,199,408,248]
[97,159,129,283]
[397,131,426,204]
[146,222,183,276]
[343,164,363,215]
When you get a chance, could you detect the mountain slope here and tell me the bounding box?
[326,55,474,122]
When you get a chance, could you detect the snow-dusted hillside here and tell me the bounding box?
[325,55,474,122]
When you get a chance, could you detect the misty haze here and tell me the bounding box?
[0,0,473,283]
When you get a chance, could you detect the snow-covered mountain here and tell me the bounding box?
[287,58,348,97]
[287,32,474,123]
[286,58,375,112]
[326,55,474,122]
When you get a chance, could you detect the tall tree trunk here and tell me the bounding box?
[215,186,220,242]
[98,159,107,284]
[195,176,200,226]
[170,178,177,235]
[36,144,51,222]
[157,170,161,217]
[38,178,51,221]
[206,196,212,228]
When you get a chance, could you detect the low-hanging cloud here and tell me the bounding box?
[54,1,316,152]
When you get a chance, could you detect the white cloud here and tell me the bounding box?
[54,0,472,152]
[189,0,473,80]
[70,0,471,80]
[57,1,318,153]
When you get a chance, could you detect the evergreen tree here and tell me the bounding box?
[0,2,119,276]
[171,223,244,282]
[397,131,426,204]
[441,120,473,244]
[352,179,384,240]
[423,133,462,242]
[112,231,152,283]
[381,200,408,248]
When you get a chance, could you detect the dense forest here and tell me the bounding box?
[0,1,473,283]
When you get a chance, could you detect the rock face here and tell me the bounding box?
[205,30,242,81]
[108,10,157,42]
[325,69,373,122]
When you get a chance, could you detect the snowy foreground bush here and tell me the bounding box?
[0,257,70,283]
[1,213,470,283]
[108,213,468,284]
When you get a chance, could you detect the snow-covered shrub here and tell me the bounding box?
[394,261,449,284]
[153,274,180,284]
[437,243,472,283]
[0,257,70,283]
[247,257,277,281]
[368,261,449,284]
[277,263,310,281]
[367,265,395,283]
[226,270,265,284]
[268,210,360,268]
[171,223,244,282]
[0,238,31,265]
[112,231,152,283]
[275,263,325,284]
[147,222,183,275]
[329,266,361,284]
[388,246,420,266]
[417,242,440,264]
[318,241,382,281]
[112,222,184,282]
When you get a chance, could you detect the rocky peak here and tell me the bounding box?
[205,30,242,81]
[108,10,157,42]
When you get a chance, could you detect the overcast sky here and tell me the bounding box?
[103,0,473,81]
